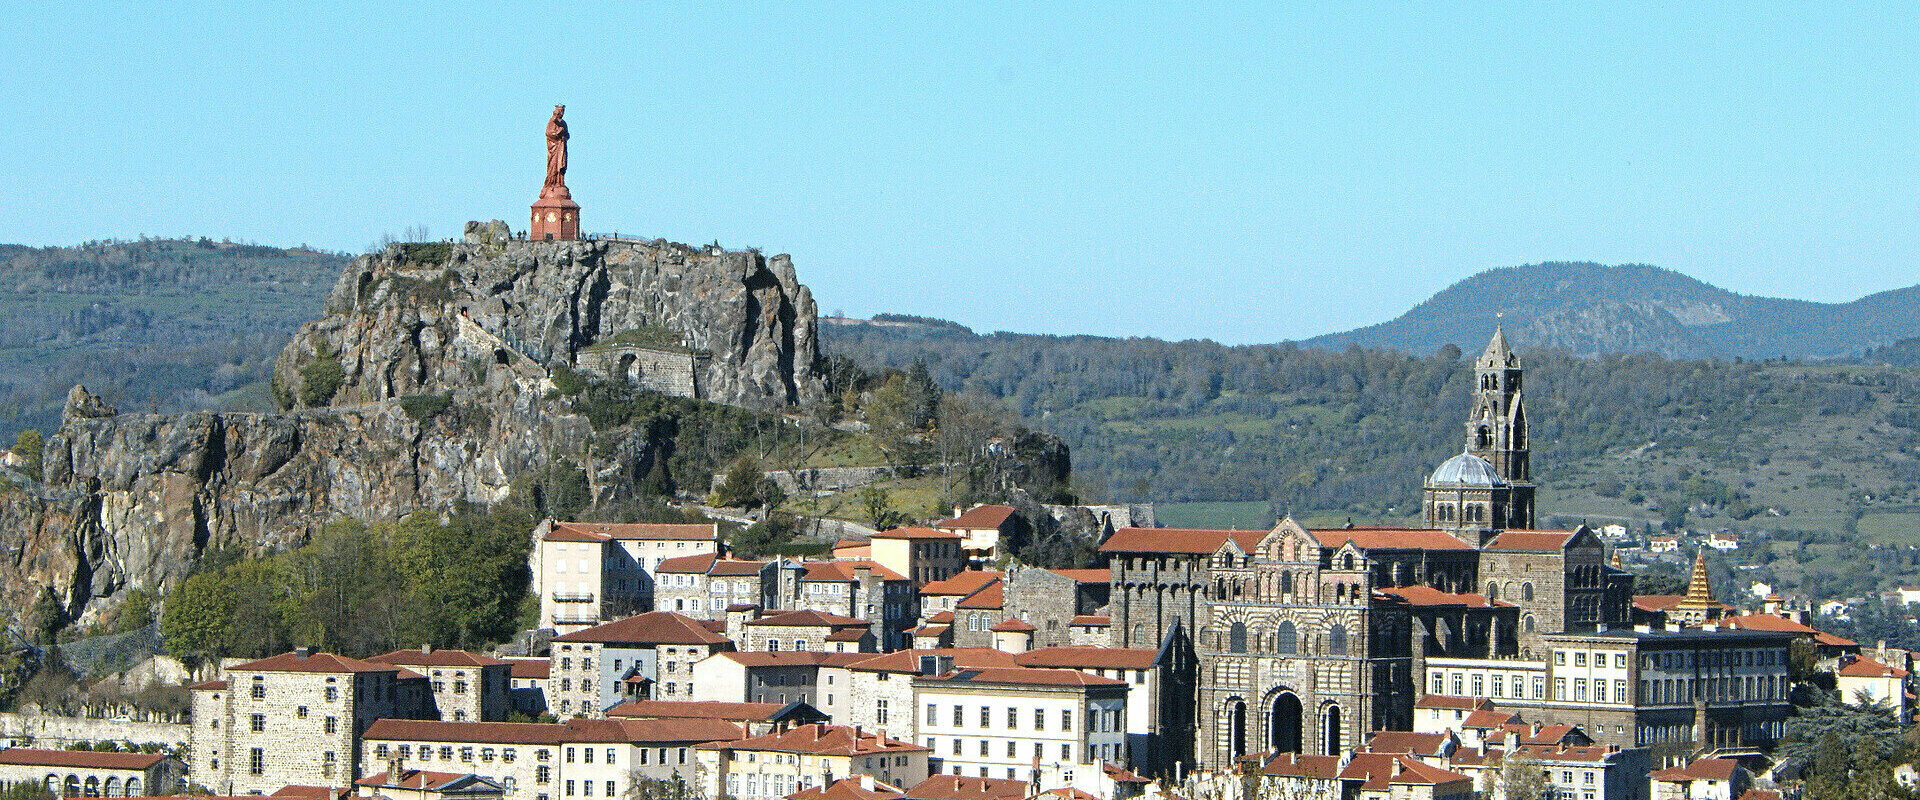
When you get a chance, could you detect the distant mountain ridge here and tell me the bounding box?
[1299,262,1920,360]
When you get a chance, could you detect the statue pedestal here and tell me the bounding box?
[531,194,580,241]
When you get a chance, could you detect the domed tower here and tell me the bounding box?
[1463,328,1535,528]
[1422,450,1516,539]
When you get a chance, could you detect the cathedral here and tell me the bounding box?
[1102,330,1636,771]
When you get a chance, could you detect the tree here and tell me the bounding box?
[1493,751,1551,800]
[709,458,765,509]
[9,430,42,477]
[858,486,906,531]
[161,569,237,663]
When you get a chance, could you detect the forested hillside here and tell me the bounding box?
[1300,262,1920,360]
[0,238,347,440]
[824,319,1920,557]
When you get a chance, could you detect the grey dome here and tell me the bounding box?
[1429,452,1505,486]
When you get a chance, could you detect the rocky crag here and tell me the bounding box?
[0,224,826,631]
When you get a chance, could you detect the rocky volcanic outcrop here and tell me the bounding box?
[0,226,826,630]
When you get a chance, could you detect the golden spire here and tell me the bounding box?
[1675,549,1714,621]
[1610,548,1623,569]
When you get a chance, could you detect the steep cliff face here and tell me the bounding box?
[0,229,827,630]
[273,224,824,411]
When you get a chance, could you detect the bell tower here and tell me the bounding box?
[1466,327,1535,528]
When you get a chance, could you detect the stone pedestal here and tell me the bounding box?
[531,194,580,241]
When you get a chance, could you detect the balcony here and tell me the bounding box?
[551,592,596,603]
[552,615,600,626]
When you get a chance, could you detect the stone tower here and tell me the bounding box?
[1465,328,1535,528]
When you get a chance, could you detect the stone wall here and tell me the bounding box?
[0,713,188,750]
[574,345,701,400]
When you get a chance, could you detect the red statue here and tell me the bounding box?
[531,104,580,240]
[543,105,570,197]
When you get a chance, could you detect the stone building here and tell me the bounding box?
[368,647,513,723]
[932,506,1025,570]
[190,649,423,794]
[548,612,733,718]
[361,717,744,800]
[740,610,876,653]
[652,554,773,620]
[693,724,930,800]
[571,333,704,400]
[531,521,722,635]
[786,561,917,651]
[0,748,181,799]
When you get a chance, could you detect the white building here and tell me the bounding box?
[531,520,721,635]
[912,667,1127,793]
[361,716,744,800]
[693,724,929,800]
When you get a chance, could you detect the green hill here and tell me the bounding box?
[823,318,1920,599]
[1299,262,1920,360]
[0,238,349,440]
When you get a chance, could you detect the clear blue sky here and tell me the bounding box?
[4,3,1916,344]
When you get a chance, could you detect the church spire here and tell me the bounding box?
[1480,325,1512,367]
[1674,549,1715,623]
[1464,328,1534,528]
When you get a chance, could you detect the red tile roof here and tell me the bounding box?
[656,553,721,573]
[925,667,1125,688]
[702,723,927,756]
[717,652,874,668]
[1462,709,1517,729]
[356,770,472,791]
[1653,758,1740,782]
[904,775,1028,800]
[0,749,165,769]
[789,778,906,800]
[845,648,1019,674]
[935,505,1016,530]
[1069,615,1110,626]
[1048,569,1110,584]
[1413,696,1489,711]
[1013,646,1158,670]
[989,619,1037,633]
[363,717,743,745]
[920,571,1003,596]
[1485,531,1576,551]
[802,560,909,583]
[1710,613,1858,647]
[1839,656,1909,678]
[874,527,962,540]
[188,680,228,690]
[227,650,407,675]
[710,559,770,577]
[607,700,794,721]
[547,521,719,542]
[746,609,870,628]
[1363,730,1454,756]
[1340,754,1472,789]
[505,659,550,679]
[1375,586,1509,608]
[551,611,732,645]
[927,611,956,624]
[367,648,508,668]
[1312,527,1475,552]
[955,582,1004,609]
[1099,527,1264,555]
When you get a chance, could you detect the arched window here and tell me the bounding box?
[1521,582,1535,602]
[1486,581,1499,600]
[1523,615,1535,633]
[1281,572,1294,594]
[1276,621,1298,654]
[1328,626,1348,656]
[1475,426,1491,448]
[1228,622,1248,653]
[1342,553,1355,570]
[125,779,139,797]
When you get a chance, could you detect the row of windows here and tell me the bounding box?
[928,704,1082,731]
[1554,651,1628,669]
[1642,674,1783,704]
[1224,621,1348,655]
[1432,672,1545,700]
[1643,649,1780,670]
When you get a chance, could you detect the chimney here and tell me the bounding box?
[859,775,875,791]
[295,646,313,659]
[421,643,433,655]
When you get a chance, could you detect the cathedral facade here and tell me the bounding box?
[1103,330,1637,771]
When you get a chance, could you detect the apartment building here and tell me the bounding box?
[653,554,773,619]
[740,610,875,653]
[689,651,872,707]
[931,506,1023,569]
[1011,646,1194,777]
[821,649,1020,738]
[867,528,965,586]
[548,612,733,718]
[361,717,744,800]
[693,724,929,800]
[368,647,513,722]
[532,521,721,635]
[791,561,917,651]
[190,649,419,794]
[913,667,1128,791]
